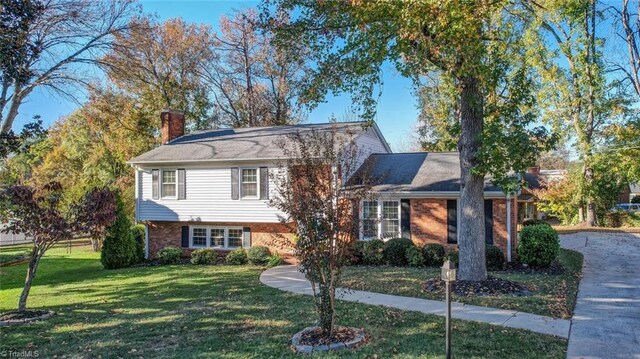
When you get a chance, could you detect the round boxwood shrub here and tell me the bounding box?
[101,194,135,269]
[362,239,385,265]
[518,224,560,268]
[225,248,248,265]
[422,243,446,267]
[348,241,366,265]
[383,238,415,266]
[405,245,424,267]
[485,244,505,271]
[157,246,183,265]
[444,250,459,266]
[247,246,271,266]
[130,224,146,264]
[191,248,216,265]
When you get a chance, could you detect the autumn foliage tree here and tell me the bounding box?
[261,0,554,281]
[0,183,116,312]
[269,124,375,337]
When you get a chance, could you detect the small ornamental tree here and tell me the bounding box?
[270,124,376,338]
[0,183,116,312]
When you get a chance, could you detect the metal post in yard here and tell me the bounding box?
[441,260,457,359]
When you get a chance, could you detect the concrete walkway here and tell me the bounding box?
[260,265,570,338]
[561,232,640,359]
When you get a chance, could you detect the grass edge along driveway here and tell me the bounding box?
[0,245,567,358]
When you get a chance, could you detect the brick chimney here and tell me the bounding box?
[527,166,540,174]
[160,108,185,145]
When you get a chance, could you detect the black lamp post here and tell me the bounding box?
[441,260,457,359]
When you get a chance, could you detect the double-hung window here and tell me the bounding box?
[161,170,177,198]
[228,228,243,247]
[381,201,400,238]
[191,227,207,247]
[362,201,378,239]
[241,168,258,198]
[211,228,225,247]
[361,199,400,239]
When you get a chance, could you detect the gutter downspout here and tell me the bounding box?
[507,193,512,262]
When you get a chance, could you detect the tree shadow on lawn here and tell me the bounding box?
[1,264,567,359]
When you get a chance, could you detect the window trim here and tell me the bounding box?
[190,226,209,248]
[239,167,260,200]
[188,225,244,249]
[160,169,178,199]
[359,199,401,240]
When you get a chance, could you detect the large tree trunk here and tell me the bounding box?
[18,246,42,312]
[456,76,487,281]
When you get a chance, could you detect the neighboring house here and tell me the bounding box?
[129,109,518,262]
[619,183,640,203]
[519,167,567,222]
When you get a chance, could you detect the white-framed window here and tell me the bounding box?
[161,170,177,198]
[211,228,225,247]
[189,226,244,249]
[228,228,243,247]
[362,200,378,239]
[191,227,208,248]
[381,201,400,238]
[241,168,258,198]
[360,199,401,240]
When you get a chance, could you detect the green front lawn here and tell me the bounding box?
[341,249,583,319]
[0,246,567,358]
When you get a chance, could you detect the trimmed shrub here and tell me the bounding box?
[266,254,284,268]
[518,224,560,268]
[247,246,271,266]
[485,244,505,271]
[362,239,385,265]
[383,238,415,266]
[101,194,135,269]
[157,246,183,265]
[632,196,640,204]
[348,241,367,265]
[226,248,248,265]
[422,243,446,267]
[405,245,424,267]
[191,248,216,265]
[384,238,415,266]
[522,219,551,227]
[444,250,459,266]
[131,224,146,264]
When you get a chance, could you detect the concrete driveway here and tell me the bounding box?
[561,232,640,359]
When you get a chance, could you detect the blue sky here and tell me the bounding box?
[15,0,420,151]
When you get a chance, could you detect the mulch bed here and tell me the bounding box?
[298,326,360,347]
[425,276,532,297]
[0,310,55,326]
[503,261,566,275]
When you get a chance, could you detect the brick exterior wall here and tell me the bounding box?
[146,221,295,260]
[409,198,517,261]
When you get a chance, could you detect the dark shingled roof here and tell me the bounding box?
[523,172,544,190]
[362,152,504,193]
[128,122,373,164]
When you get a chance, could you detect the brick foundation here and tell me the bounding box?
[146,221,295,261]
